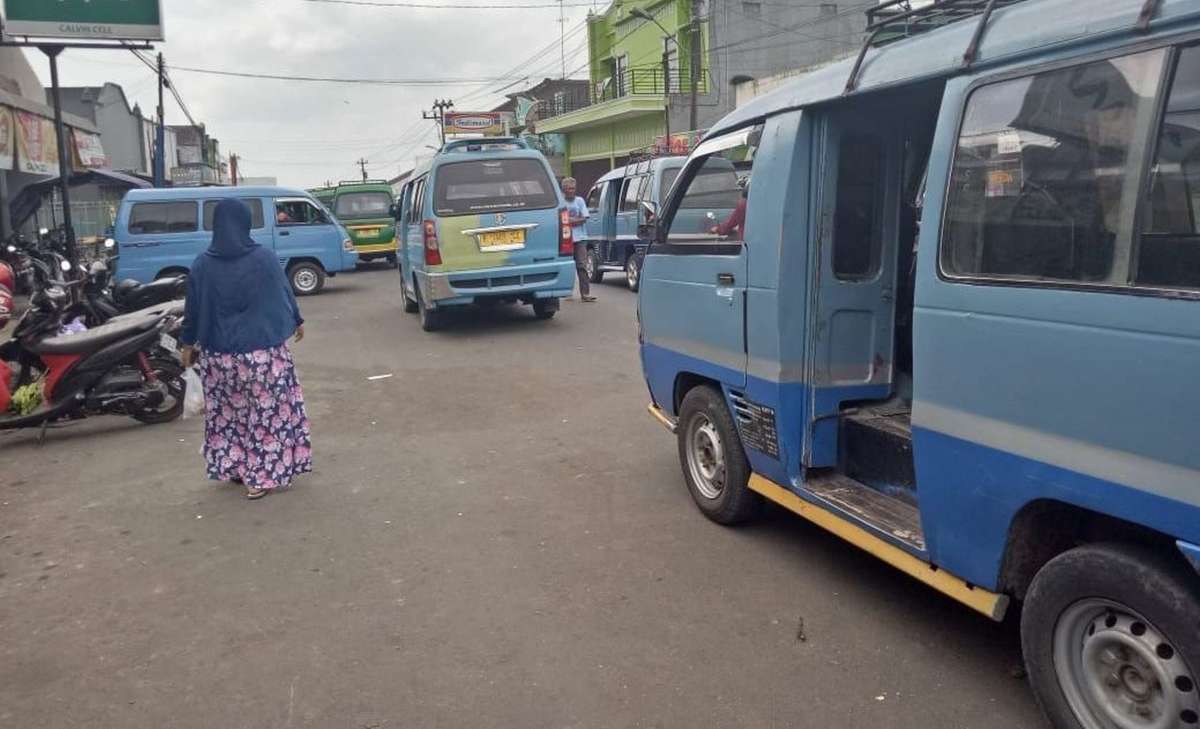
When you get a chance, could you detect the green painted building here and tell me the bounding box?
[536,0,706,190]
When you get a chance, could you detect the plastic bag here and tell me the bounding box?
[182,367,205,420]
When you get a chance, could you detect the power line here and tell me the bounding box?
[163,64,529,86]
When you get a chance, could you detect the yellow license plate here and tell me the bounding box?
[478,229,526,249]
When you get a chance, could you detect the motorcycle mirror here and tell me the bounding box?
[104,238,116,249]
[39,227,49,236]
[60,259,72,272]
[5,245,14,253]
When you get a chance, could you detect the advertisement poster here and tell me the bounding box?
[444,112,506,137]
[73,129,109,169]
[0,106,13,170]
[15,110,58,175]
[1,0,164,42]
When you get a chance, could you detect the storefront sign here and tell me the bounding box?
[72,129,108,169]
[15,110,57,175]
[654,130,705,156]
[2,0,164,42]
[0,106,13,170]
[444,112,506,137]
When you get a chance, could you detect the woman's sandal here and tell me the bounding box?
[246,487,268,500]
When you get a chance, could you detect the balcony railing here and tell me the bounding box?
[534,67,711,122]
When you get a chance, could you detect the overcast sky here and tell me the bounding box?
[24,0,597,188]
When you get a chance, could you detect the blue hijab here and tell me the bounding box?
[179,198,304,354]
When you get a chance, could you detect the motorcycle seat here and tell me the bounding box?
[110,300,185,322]
[116,276,185,309]
[31,311,161,355]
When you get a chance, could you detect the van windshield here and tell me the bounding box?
[335,192,392,219]
[434,159,557,216]
[661,165,741,209]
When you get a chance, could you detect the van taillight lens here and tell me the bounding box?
[423,220,441,266]
[559,208,573,256]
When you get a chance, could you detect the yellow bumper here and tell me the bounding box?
[353,241,398,254]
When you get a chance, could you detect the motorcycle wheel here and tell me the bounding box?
[131,356,186,424]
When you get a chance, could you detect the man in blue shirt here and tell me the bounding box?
[562,177,595,302]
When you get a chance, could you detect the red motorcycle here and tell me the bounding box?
[0,261,185,433]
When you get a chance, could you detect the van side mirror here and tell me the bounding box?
[640,200,657,223]
[389,203,398,219]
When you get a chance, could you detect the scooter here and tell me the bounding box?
[81,239,186,324]
[0,276,186,434]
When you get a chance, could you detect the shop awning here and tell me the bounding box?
[0,87,105,176]
[9,168,150,228]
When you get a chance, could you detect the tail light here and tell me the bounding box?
[423,220,442,266]
[559,208,573,256]
[342,238,355,252]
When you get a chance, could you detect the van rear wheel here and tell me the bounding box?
[676,385,759,525]
[533,298,558,320]
[288,262,325,296]
[586,250,603,283]
[625,253,642,292]
[1022,543,1200,729]
[415,284,445,332]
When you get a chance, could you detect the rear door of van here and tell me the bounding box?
[120,198,204,281]
[429,156,562,271]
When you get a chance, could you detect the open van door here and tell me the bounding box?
[640,127,759,404]
[802,112,901,467]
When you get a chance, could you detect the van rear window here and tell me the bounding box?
[129,201,198,235]
[335,191,393,219]
[433,159,557,216]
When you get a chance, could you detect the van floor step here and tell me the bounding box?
[840,408,915,497]
[804,472,925,551]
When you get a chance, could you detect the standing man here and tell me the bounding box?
[562,177,595,302]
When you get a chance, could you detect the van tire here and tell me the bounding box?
[625,253,642,292]
[402,277,419,314]
[1021,543,1200,729]
[676,386,759,525]
[533,298,558,320]
[415,285,445,332]
[586,250,603,283]
[288,262,325,296]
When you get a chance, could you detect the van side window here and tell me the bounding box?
[941,49,1166,286]
[203,199,265,231]
[275,200,327,226]
[409,178,426,223]
[832,135,885,280]
[1138,46,1200,291]
[660,124,760,249]
[621,176,646,212]
[586,184,602,210]
[129,201,197,235]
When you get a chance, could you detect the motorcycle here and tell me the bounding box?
[0,268,186,434]
[81,239,187,325]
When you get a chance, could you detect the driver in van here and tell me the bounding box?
[710,179,749,238]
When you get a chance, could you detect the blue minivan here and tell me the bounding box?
[580,156,738,291]
[394,138,575,331]
[114,186,358,296]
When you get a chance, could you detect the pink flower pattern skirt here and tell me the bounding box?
[199,344,313,489]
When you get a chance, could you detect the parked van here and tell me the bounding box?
[114,186,358,296]
[395,138,575,331]
[638,1,1200,726]
[580,156,739,291]
[329,180,398,263]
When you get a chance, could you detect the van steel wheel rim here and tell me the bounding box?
[585,254,596,279]
[626,257,639,287]
[1053,598,1199,729]
[685,413,726,500]
[294,269,317,292]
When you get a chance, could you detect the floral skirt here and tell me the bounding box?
[199,344,313,489]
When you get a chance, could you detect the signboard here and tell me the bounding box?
[72,129,108,169]
[0,106,13,170]
[15,110,57,175]
[444,112,506,137]
[1,0,164,42]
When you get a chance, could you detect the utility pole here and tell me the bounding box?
[661,36,671,144]
[154,52,166,188]
[42,45,79,270]
[558,0,567,79]
[423,99,455,145]
[229,153,239,186]
[356,158,369,181]
[689,0,702,133]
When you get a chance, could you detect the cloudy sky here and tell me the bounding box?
[24,0,598,188]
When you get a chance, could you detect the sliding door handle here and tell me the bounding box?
[717,272,735,285]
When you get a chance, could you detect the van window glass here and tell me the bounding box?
[1138,46,1200,290]
[586,184,602,210]
[661,123,761,249]
[275,200,327,226]
[203,199,265,231]
[412,178,426,222]
[833,135,885,280]
[942,50,1166,285]
[621,175,647,212]
[433,159,556,216]
[335,191,392,219]
[129,201,197,235]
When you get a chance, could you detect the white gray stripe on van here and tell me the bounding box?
[913,402,1200,508]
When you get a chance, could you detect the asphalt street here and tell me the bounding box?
[0,266,1045,728]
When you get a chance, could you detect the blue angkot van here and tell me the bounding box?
[114,186,358,296]
[637,1,1200,726]
[394,138,576,331]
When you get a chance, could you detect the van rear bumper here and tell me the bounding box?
[417,261,575,306]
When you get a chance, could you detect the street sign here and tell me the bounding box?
[444,112,507,137]
[1,0,164,42]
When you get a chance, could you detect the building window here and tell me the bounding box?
[614,54,629,97]
[941,49,1166,286]
[742,1,762,17]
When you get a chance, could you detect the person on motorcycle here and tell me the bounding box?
[178,199,312,500]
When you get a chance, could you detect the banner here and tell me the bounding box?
[15,110,57,175]
[0,106,13,170]
[2,0,164,42]
[444,112,506,137]
[72,129,108,169]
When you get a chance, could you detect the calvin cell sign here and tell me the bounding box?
[2,0,164,42]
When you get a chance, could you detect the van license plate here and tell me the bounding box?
[159,333,178,352]
[478,230,525,250]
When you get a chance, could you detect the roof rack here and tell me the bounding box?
[337,179,389,186]
[440,137,529,153]
[844,0,1025,94]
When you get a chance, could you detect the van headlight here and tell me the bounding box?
[343,238,355,252]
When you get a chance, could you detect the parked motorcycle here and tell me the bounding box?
[81,239,187,325]
[0,266,186,433]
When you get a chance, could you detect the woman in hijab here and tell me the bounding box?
[179,198,312,499]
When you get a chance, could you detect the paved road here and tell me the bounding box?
[0,267,1044,728]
